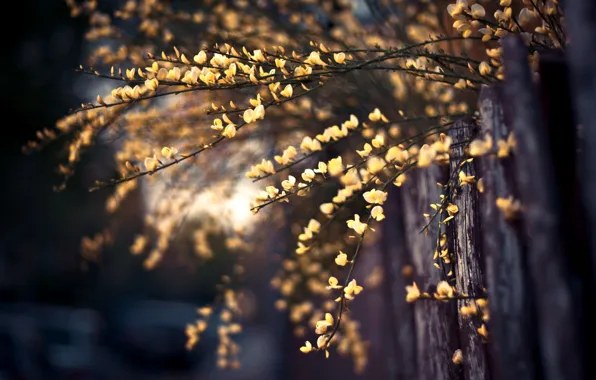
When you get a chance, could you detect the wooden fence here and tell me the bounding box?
[380,35,596,380]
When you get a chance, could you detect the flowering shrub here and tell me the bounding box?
[28,0,565,373]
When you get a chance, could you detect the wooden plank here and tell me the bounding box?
[477,85,538,380]
[380,187,417,380]
[537,50,593,378]
[563,0,596,293]
[402,165,461,380]
[447,118,490,380]
[501,35,584,380]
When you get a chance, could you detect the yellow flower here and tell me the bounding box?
[193,51,207,64]
[144,155,158,171]
[144,78,159,91]
[166,67,181,81]
[300,341,313,353]
[453,20,470,32]
[296,242,309,255]
[363,189,387,205]
[314,161,327,174]
[479,28,493,42]
[452,349,463,364]
[298,227,313,241]
[447,0,468,17]
[252,49,265,62]
[333,52,346,64]
[347,214,367,235]
[327,156,344,177]
[301,169,316,182]
[497,139,511,158]
[222,124,237,138]
[357,143,373,158]
[386,146,408,164]
[280,84,293,98]
[145,61,159,74]
[254,104,265,120]
[459,302,478,317]
[281,175,296,191]
[343,114,359,129]
[304,51,326,66]
[307,219,321,234]
[432,133,450,152]
[161,146,178,159]
[315,313,334,334]
[275,58,286,69]
[418,144,437,167]
[130,235,147,255]
[316,335,328,349]
[249,94,262,107]
[496,196,522,220]
[469,134,493,156]
[275,146,297,165]
[327,276,343,289]
[211,118,223,131]
[470,4,485,18]
[477,178,485,193]
[243,109,256,123]
[371,134,385,148]
[335,251,348,266]
[459,171,476,186]
[368,108,388,122]
[367,156,386,174]
[446,203,459,216]
[300,136,322,152]
[405,282,420,303]
[265,186,279,198]
[479,61,492,76]
[198,307,212,317]
[320,203,334,215]
[518,8,532,26]
[371,206,385,221]
[434,281,455,300]
[344,279,363,300]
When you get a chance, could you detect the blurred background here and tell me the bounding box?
[0,1,389,379]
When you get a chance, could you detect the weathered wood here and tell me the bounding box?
[563,0,596,294]
[402,165,461,380]
[447,118,490,380]
[478,85,538,380]
[501,35,584,380]
[380,187,417,380]
[537,51,594,377]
